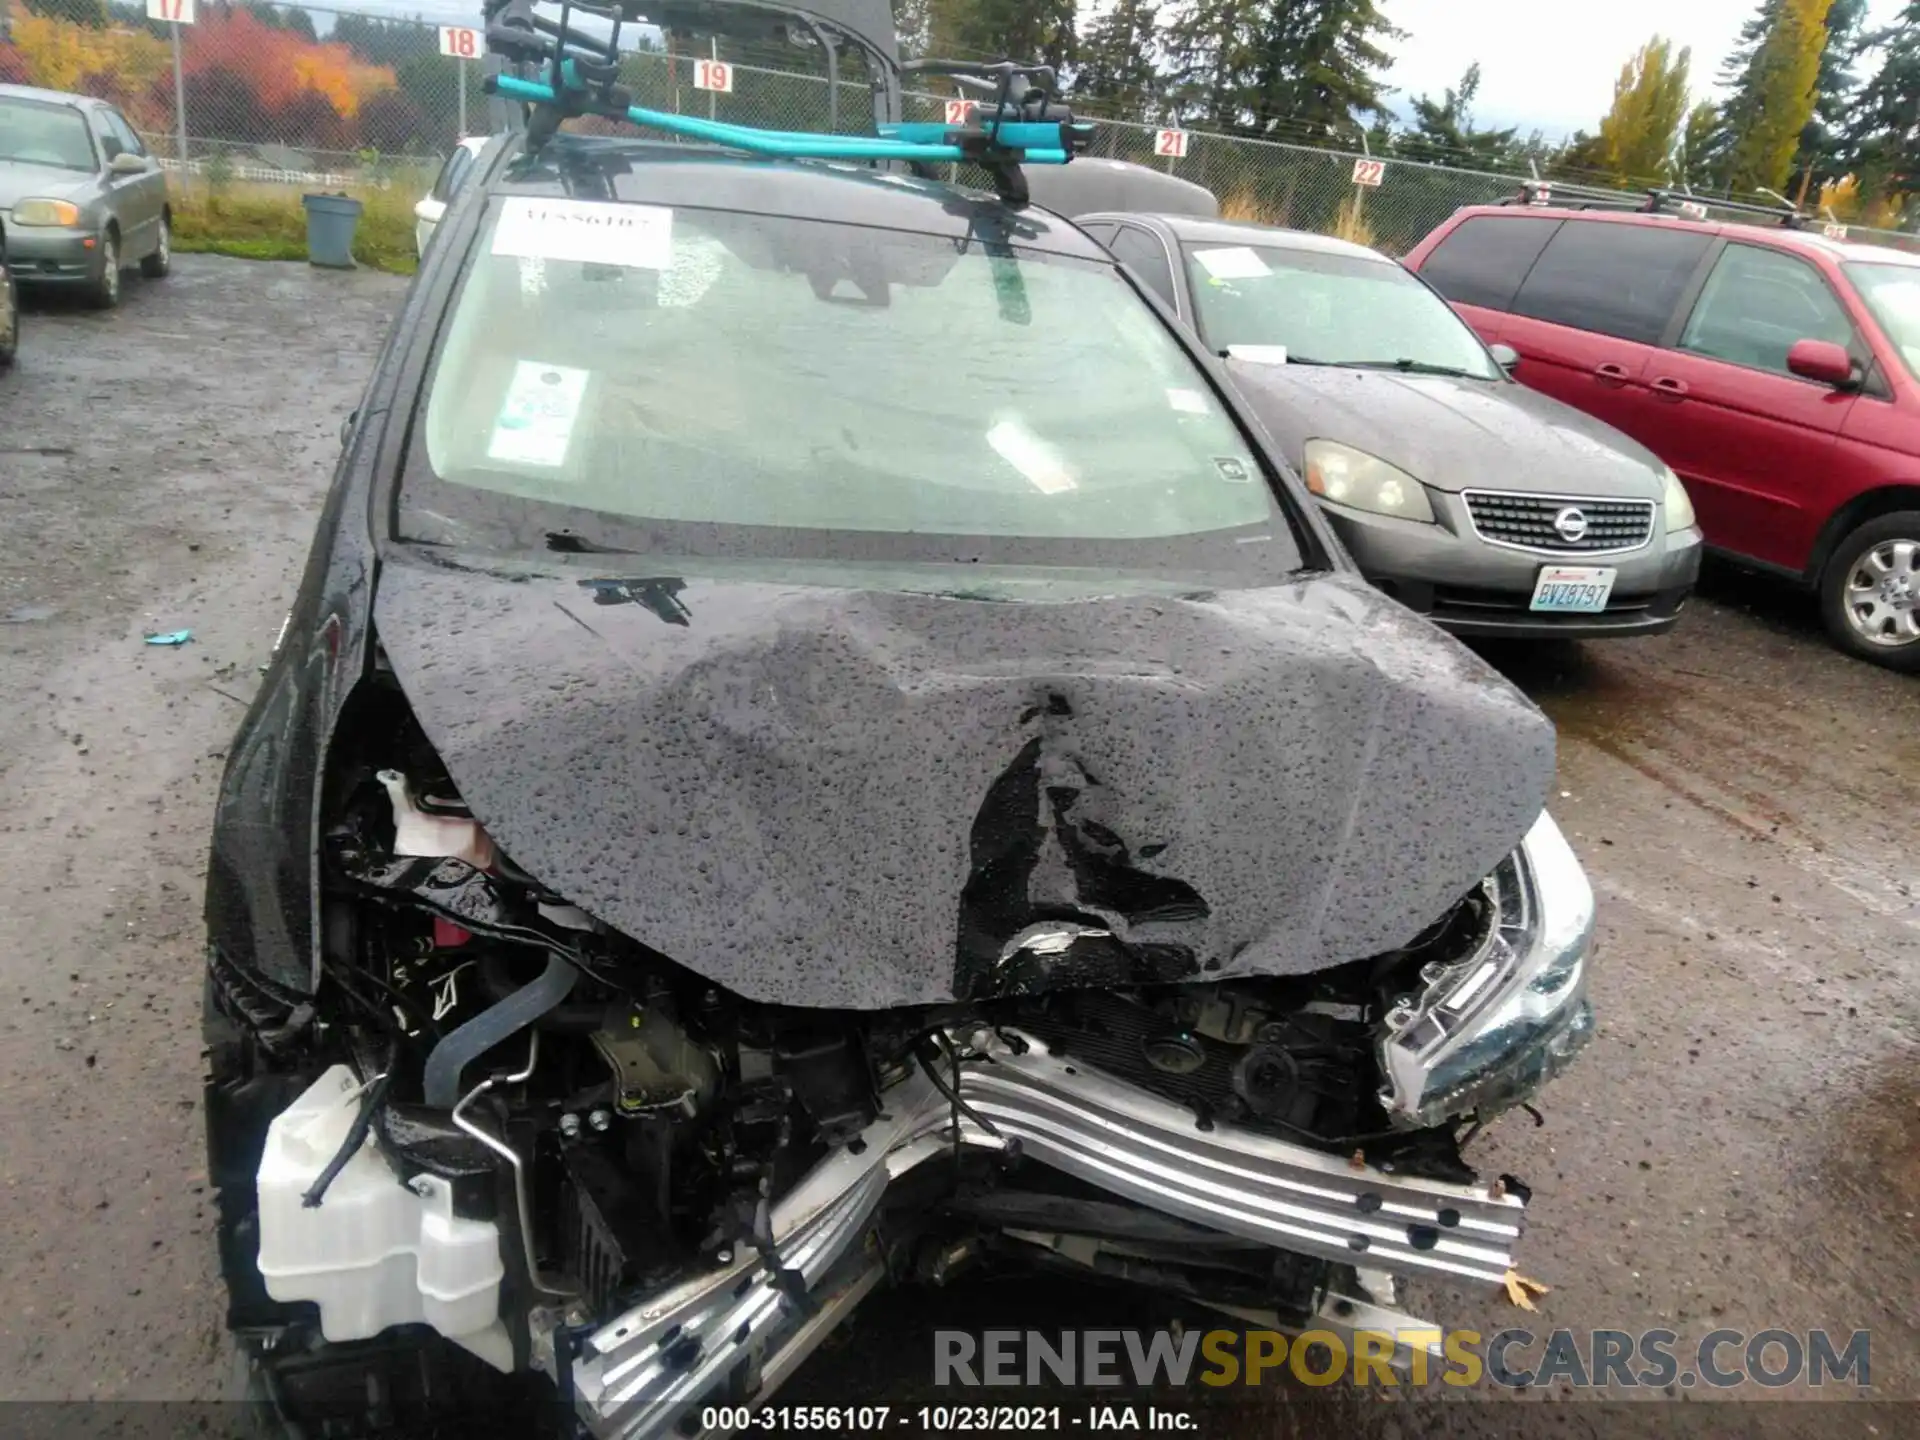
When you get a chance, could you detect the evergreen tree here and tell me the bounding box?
[1676,100,1724,190]
[1073,0,1160,116]
[1796,0,1867,187]
[1396,63,1517,168]
[923,0,1074,69]
[1717,0,1834,194]
[1844,2,1920,204]
[1597,36,1691,185]
[1164,0,1398,140]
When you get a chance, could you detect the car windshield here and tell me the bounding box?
[1182,242,1503,380]
[404,196,1305,586]
[0,97,96,171]
[1846,261,1920,380]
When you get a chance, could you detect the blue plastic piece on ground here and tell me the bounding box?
[144,630,193,646]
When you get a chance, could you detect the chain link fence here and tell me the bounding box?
[5,0,1916,254]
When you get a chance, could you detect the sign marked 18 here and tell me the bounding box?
[1351,157,1385,187]
[438,26,480,58]
[1155,129,1189,159]
[146,0,194,23]
[694,59,734,93]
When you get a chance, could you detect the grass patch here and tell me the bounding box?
[170,180,419,275]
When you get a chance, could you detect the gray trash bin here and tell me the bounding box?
[302,193,363,269]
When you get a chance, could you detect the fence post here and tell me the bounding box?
[458,57,467,138]
[170,20,188,163]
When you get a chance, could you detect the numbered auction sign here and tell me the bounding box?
[1155,129,1189,160]
[1824,223,1849,241]
[438,26,481,58]
[1351,157,1385,188]
[146,0,194,22]
[944,99,975,126]
[694,59,734,93]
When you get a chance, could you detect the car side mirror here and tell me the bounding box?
[1489,343,1521,374]
[108,151,147,175]
[1786,338,1858,389]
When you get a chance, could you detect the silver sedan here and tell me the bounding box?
[1079,212,1703,639]
[0,83,171,310]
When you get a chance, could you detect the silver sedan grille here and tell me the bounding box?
[1463,490,1656,554]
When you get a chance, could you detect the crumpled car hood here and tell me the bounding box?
[1224,361,1667,498]
[373,556,1556,1009]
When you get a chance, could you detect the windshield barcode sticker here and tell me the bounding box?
[488,361,590,468]
[490,197,673,270]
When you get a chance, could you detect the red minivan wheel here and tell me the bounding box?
[1820,511,1920,673]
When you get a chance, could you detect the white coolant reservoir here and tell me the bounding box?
[256,1065,512,1372]
[377,769,496,869]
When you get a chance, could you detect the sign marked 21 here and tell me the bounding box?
[1154,129,1189,159]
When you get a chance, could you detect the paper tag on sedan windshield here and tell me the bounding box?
[1193,246,1269,279]
[491,197,673,269]
[489,361,589,468]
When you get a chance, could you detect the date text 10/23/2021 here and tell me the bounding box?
[701,1409,1194,1432]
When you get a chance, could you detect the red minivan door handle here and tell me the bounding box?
[1594,362,1633,386]
[1650,376,1690,400]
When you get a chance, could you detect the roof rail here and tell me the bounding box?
[479,0,1092,205]
[1497,179,1807,227]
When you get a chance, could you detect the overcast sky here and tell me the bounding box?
[1387,0,1903,139]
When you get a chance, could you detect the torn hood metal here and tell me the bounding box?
[372,557,1556,1009]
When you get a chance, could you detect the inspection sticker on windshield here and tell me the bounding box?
[1530,565,1617,614]
[1193,246,1269,280]
[488,361,590,468]
[1166,388,1211,414]
[491,197,673,269]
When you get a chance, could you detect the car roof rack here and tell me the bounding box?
[1497,179,1807,228]
[478,0,1093,205]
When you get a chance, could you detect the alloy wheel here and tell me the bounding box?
[1843,537,1920,648]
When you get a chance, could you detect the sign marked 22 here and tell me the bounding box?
[1351,157,1385,187]
[146,0,195,23]
[694,59,734,93]
[438,25,481,58]
[1155,129,1189,159]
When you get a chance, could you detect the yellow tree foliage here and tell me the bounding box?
[1819,174,1906,229]
[10,12,170,101]
[1725,0,1834,195]
[1597,36,1693,185]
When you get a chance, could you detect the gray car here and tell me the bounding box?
[0,83,172,310]
[1080,212,1704,638]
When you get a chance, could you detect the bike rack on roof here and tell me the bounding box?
[477,0,1093,205]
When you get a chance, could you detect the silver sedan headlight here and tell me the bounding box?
[1303,440,1436,523]
[12,199,81,227]
[1377,809,1595,1129]
[1661,464,1696,532]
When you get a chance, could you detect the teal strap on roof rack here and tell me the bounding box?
[479,0,1094,204]
[489,74,1072,165]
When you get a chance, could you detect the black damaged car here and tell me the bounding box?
[203,48,1596,1438]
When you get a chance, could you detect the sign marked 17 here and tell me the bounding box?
[694,59,734,93]
[1351,157,1385,187]
[147,0,194,23]
[438,26,481,58]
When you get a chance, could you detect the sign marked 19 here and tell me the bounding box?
[1351,157,1385,187]
[146,0,194,23]
[438,26,481,58]
[1155,129,1189,159]
[694,59,734,93]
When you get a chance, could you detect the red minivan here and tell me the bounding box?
[1405,205,1920,671]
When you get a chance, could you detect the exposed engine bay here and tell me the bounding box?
[207,671,1593,1437]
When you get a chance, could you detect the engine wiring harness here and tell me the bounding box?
[477,0,1094,203]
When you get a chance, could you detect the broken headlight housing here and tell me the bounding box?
[1377,810,1594,1129]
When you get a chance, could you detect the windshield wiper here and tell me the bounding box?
[1338,359,1489,379]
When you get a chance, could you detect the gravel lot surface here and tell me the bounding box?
[0,257,1913,1436]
